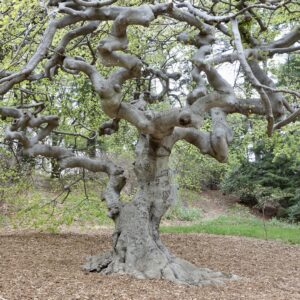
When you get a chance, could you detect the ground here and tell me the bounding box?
[191,190,240,219]
[1,230,299,300]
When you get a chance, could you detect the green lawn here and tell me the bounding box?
[161,216,300,244]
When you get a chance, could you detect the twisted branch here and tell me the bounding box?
[1,0,299,169]
[0,106,125,218]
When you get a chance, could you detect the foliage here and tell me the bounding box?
[171,141,228,192]
[165,200,201,222]
[1,172,112,232]
[221,127,300,221]
[221,50,300,222]
[271,53,300,101]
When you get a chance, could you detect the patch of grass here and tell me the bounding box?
[0,214,8,227]
[161,215,300,244]
[179,189,201,204]
[164,202,201,221]
[1,176,112,231]
[10,189,113,231]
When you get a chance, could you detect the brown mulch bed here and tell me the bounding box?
[0,232,299,300]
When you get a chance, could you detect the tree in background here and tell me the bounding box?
[222,123,300,220]
[222,52,300,221]
[0,0,300,285]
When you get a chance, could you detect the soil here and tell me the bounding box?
[0,230,300,300]
[191,190,240,220]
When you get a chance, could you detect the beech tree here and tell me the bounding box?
[0,0,299,285]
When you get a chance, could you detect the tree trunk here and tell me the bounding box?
[84,135,235,285]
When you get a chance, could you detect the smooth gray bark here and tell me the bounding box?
[84,134,235,285]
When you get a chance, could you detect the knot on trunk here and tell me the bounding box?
[179,111,192,126]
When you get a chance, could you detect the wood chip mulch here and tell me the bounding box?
[0,232,299,300]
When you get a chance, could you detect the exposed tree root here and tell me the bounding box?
[83,250,238,286]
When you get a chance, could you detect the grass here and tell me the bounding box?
[1,176,113,232]
[164,203,201,221]
[161,215,300,244]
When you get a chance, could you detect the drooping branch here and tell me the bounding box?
[0,15,84,95]
[248,61,285,117]
[231,17,274,136]
[210,108,233,162]
[176,1,289,23]
[63,57,105,94]
[266,25,300,49]
[0,106,126,217]
[172,127,229,162]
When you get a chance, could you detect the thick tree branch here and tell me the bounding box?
[266,25,300,49]
[248,61,285,118]
[45,21,100,78]
[206,46,300,66]
[73,0,118,8]
[274,108,300,130]
[173,127,214,155]
[172,127,230,162]
[210,108,233,162]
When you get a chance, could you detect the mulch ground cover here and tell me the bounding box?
[0,231,299,299]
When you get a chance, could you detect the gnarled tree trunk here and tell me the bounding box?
[84,134,234,285]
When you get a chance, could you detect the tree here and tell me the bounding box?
[222,129,300,220]
[0,0,299,285]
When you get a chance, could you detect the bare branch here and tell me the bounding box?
[231,17,274,136]
[266,25,300,48]
[0,15,84,94]
[176,1,285,23]
[274,109,300,130]
[53,130,95,140]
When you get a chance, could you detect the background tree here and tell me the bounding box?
[0,0,299,285]
[222,52,300,221]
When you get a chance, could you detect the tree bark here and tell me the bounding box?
[84,134,235,285]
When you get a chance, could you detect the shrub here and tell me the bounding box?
[221,142,300,221]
